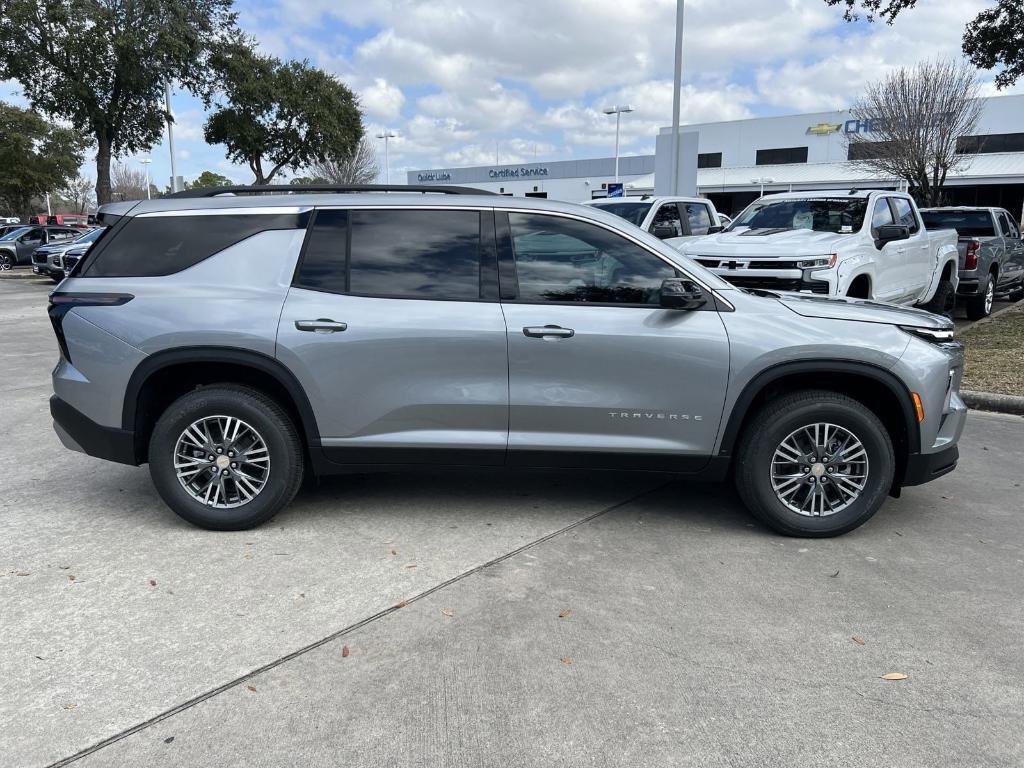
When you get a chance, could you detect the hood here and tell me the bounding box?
[772,291,953,330]
[681,227,851,258]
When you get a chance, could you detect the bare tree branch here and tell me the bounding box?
[306,136,380,184]
[846,58,983,206]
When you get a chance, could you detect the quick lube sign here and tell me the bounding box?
[416,171,452,182]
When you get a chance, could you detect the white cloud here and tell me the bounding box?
[360,78,405,122]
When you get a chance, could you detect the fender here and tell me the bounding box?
[716,359,921,458]
[122,346,321,444]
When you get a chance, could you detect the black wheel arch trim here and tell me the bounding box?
[717,359,921,459]
[122,346,322,451]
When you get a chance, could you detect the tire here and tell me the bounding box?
[148,385,304,530]
[965,274,994,320]
[1008,280,1024,302]
[918,279,955,317]
[0,252,13,270]
[734,390,895,537]
[50,274,63,284]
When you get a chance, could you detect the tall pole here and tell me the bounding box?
[140,158,152,199]
[614,110,621,182]
[670,0,685,195]
[376,130,396,183]
[165,83,178,193]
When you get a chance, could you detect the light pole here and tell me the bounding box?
[750,176,775,196]
[603,105,634,182]
[164,83,179,193]
[139,158,153,199]
[376,130,396,184]
[670,0,685,194]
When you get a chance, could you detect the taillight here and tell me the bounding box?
[47,292,133,363]
[964,239,980,271]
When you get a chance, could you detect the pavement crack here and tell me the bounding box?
[45,481,669,768]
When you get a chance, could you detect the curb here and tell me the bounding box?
[962,390,1024,416]
[0,270,48,281]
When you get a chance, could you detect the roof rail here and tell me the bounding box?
[167,184,495,199]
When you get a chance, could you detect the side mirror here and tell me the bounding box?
[659,278,707,310]
[874,224,910,248]
[707,225,725,234]
[652,224,677,239]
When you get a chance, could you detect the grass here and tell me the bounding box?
[959,302,1024,396]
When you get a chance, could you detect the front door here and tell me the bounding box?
[276,207,509,467]
[497,210,730,470]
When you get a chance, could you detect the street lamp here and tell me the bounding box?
[602,105,634,182]
[376,130,396,184]
[139,158,153,200]
[750,176,775,196]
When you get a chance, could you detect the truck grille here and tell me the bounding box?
[32,251,49,265]
[724,276,830,294]
[63,254,80,272]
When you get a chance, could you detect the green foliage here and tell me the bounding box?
[0,102,86,218]
[288,176,330,185]
[191,170,236,188]
[204,44,363,185]
[0,0,240,204]
[825,0,1023,88]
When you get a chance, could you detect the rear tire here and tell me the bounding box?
[148,385,304,530]
[734,390,895,537]
[965,274,994,320]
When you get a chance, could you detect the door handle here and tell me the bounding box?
[295,318,347,333]
[523,325,574,339]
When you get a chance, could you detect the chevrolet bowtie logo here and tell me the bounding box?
[725,260,747,270]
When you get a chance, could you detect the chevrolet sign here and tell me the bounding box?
[806,123,842,136]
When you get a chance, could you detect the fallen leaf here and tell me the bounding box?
[404,564,416,569]
[34,655,45,661]
[396,600,408,609]
[246,685,257,692]
[342,645,350,658]
[63,703,77,710]
[440,608,454,617]
[299,593,305,599]
[67,575,76,581]
[852,636,866,645]
[881,672,908,681]
[829,570,839,578]
[149,579,157,587]
[15,571,31,576]
[164,736,175,744]
[390,549,398,556]
[558,609,571,619]
[559,657,573,665]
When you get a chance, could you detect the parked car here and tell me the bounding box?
[32,227,105,282]
[919,206,1024,318]
[677,191,960,313]
[584,196,724,247]
[0,223,26,238]
[0,225,83,270]
[49,185,965,537]
[61,229,106,277]
[1,216,20,225]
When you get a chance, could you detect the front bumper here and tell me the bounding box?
[902,444,959,486]
[50,395,138,465]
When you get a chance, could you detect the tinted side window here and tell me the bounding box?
[684,203,713,236]
[996,212,1013,238]
[83,213,304,277]
[890,198,919,233]
[294,209,348,294]
[871,198,895,234]
[508,213,679,305]
[650,204,683,237]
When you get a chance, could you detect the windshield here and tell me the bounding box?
[920,210,995,237]
[0,226,31,241]
[75,228,104,243]
[732,198,868,233]
[590,201,652,227]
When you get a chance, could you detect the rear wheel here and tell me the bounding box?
[919,279,955,317]
[148,385,304,530]
[734,390,895,537]
[965,274,995,320]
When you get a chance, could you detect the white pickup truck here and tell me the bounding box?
[584,196,726,246]
[676,190,960,312]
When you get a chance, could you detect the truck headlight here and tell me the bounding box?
[796,254,837,269]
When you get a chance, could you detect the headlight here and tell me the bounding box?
[900,325,955,343]
[796,254,837,269]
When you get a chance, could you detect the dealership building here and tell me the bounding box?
[408,94,1024,218]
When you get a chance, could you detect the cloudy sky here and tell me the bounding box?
[4,0,1021,188]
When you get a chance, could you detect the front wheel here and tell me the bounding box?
[0,252,13,270]
[734,390,895,537]
[148,385,304,530]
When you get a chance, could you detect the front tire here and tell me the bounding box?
[734,390,895,537]
[0,252,13,270]
[965,274,995,320]
[148,385,304,530]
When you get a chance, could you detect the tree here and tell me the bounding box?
[0,102,86,219]
[204,44,363,185]
[824,0,1024,88]
[307,137,381,185]
[847,59,983,206]
[191,170,235,188]
[56,177,96,215]
[0,0,239,205]
[110,164,151,202]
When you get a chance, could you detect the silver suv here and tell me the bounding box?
[48,185,967,536]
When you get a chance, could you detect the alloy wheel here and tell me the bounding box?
[173,415,270,508]
[984,279,994,315]
[770,422,869,517]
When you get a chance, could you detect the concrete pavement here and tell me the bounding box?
[1,279,1021,768]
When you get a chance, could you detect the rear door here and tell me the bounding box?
[497,209,730,470]
[276,207,509,466]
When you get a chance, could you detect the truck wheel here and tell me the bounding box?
[919,279,955,318]
[148,385,304,530]
[965,274,994,320]
[734,390,895,537]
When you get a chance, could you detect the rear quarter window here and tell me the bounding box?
[82,213,307,277]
